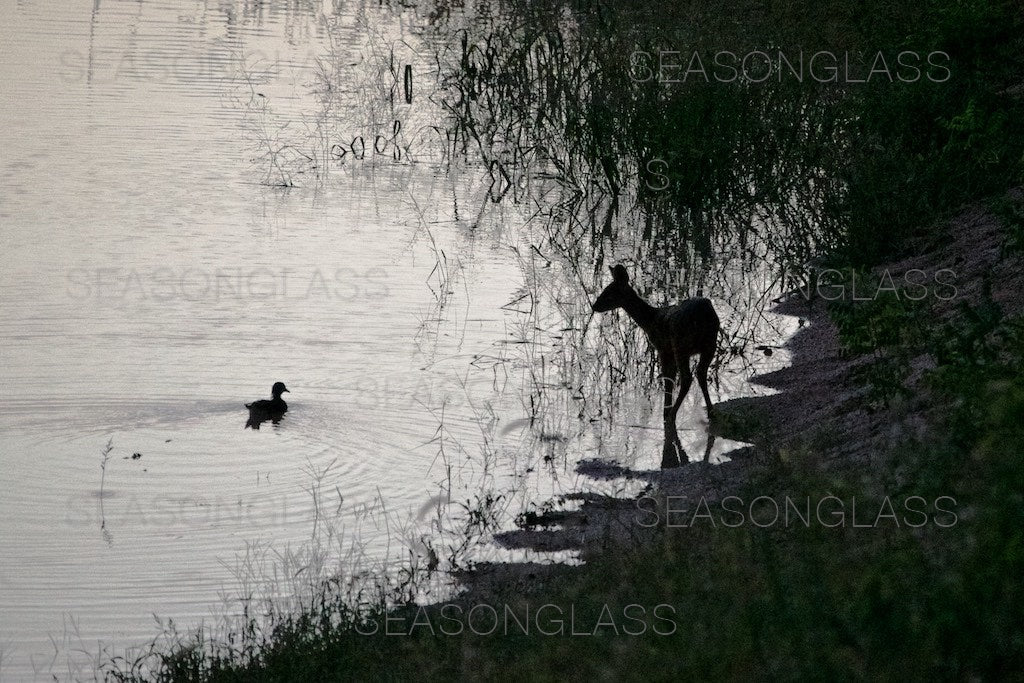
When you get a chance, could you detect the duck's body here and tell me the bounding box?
[245,382,289,429]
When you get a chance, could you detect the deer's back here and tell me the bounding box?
[657,297,719,357]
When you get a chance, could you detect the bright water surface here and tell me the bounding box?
[0,1,786,678]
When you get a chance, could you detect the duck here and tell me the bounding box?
[245,382,289,429]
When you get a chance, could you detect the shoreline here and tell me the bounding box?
[459,188,1024,603]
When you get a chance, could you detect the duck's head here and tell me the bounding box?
[271,382,290,398]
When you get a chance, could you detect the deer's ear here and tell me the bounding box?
[611,264,629,283]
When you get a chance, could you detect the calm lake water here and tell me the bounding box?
[0,1,788,678]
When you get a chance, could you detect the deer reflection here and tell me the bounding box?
[661,423,717,468]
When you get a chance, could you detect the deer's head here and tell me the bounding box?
[592,264,633,312]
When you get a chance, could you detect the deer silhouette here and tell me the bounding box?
[592,265,720,465]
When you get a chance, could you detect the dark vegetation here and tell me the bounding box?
[109,0,1024,679]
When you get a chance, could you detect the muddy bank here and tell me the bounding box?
[460,189,1024,599]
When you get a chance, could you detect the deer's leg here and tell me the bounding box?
[662,375,674,421]
[661,356,684,468]
[659,354,678,421]
[697,350,713,419]
[702,431,716,463]
[668,361,693,423]
[661,428,685,468]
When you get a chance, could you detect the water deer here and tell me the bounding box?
[592,265,720,425]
